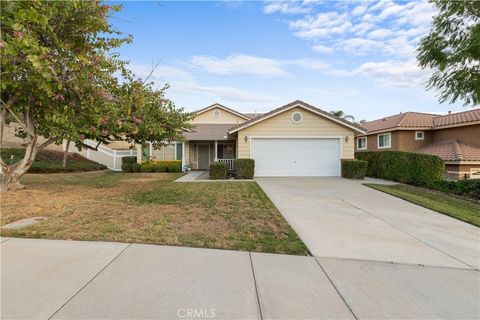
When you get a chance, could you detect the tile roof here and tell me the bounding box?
[182,123,233,141]
[228,100,366,133]
[433,109,480,127]
[417,140,480,161]
[360,109,480,134]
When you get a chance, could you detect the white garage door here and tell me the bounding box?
[251,138,340,177]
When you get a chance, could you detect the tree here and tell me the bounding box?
[0,1,192,191]
[330,110,355,122]
[417,1,480,106]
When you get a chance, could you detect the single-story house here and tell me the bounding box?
[355,109,480,179]
[139,100,366,177]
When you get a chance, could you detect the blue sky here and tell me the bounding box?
[110,0,467,121]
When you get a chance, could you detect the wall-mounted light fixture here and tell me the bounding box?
[345,136,349,142]
[244,135,248,143]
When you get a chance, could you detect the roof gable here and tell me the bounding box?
[228,100,366,134]
[194,103,250,121]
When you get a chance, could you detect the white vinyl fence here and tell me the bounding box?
[71,140,136,171]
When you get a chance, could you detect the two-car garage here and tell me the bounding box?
[229,101,365,177]
[250,138,341,177]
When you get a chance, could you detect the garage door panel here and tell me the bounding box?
[251,138,340,177]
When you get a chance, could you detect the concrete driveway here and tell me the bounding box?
[256,177,479,269]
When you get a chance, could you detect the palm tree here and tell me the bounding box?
[330,110,354,122]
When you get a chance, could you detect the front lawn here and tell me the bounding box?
[1,148,106,173]
[365,183,480,227]
[1,171,308,255]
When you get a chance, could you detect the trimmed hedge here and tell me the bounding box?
[121,156,137,164]
[342,160,367,179]
[140,163,154,173]
[133,160,182,173]
[132,163,141,172]
[355,151,444,187]
[236,159,255,179]
[209,162,227,180]
[430,179,480,200]
[121,162,133,173]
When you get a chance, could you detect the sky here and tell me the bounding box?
[109,0,468,121]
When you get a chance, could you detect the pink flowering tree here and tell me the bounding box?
[0,1,191,191]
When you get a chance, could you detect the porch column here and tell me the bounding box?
[181,142,186,171]
[214,140,218,162]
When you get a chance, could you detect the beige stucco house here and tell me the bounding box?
[139,100,366,177]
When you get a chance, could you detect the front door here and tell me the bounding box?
[198,144,210,169]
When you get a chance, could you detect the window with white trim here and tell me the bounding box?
[357,137,367,150]
[415,131,424,140]
[378,133,391,149]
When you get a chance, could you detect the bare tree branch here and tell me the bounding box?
[37,137,59,151]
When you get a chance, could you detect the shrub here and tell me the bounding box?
[430,179,480,200]
[121,162,133,173]
[236,159,255,179]
[355,151,444,187]
[153,162,168,172]
[121,156,137,164]
[140,163,154,173]
[167,162,182,172]
[210,162,227,179]
[132,163,141,172]
[342,160,367,179]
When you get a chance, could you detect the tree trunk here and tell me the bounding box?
[0,137,38,192]
[62,140,70,169]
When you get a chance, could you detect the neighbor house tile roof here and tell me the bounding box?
[183,124,233,141]
[417,140,480,161]
[360,109,480,134]
[228,100,366,133]
[433,109,480,127]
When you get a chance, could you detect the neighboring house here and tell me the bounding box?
[355,109,480,179]
[139,100,366,177]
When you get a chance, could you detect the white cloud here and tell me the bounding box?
[263,1,311,14]
[172,82,276,103]
[312,44,333,53]
[189,54,288,77]
[188,54,332,77]
[129,63,277,104]
[354,59,431,87]
[270,0,437,60]
[367,28,393,39]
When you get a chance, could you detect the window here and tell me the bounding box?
[291,111,303,124]
[357,137,367,150]
[213,110,221,117]
[378,133,391,149]
[415,131,425,140]
[218,143,234,159]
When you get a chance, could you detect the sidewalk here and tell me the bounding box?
[1,237,479,319]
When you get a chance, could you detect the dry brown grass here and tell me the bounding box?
[1,171,308,255]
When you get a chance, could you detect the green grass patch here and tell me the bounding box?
[365,183,480,227]
[2,171,308,255]
[1,148,106,173]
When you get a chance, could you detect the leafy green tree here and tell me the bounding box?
[0,1,191,191]
[417,1,480,106]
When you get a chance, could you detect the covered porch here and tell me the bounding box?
[183,123,237,171]
[187,140,236,170]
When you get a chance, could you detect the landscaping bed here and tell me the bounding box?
[365,183,480,227]
[1,171,308,255]
[1,148,106,173]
